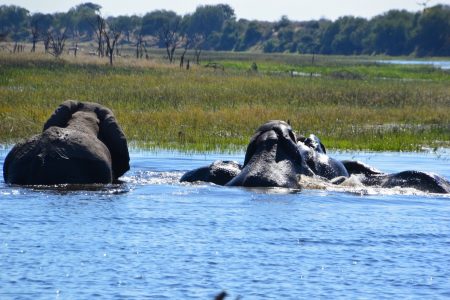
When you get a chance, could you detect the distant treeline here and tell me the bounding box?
[1,2,450,57]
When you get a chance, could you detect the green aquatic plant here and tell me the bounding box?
[0,53,449,151]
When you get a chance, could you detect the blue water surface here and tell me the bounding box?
[1,147,450,299]
[377,60,450,70]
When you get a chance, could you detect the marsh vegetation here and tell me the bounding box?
[0,51,449,152]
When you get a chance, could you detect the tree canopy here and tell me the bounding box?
[1,3,450,57]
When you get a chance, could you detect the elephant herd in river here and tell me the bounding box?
[3,101,450,194]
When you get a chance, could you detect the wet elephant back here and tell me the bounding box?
[4,127,113,185]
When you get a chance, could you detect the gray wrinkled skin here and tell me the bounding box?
[341,160,383,176]
[226,121,310,188]
[182,121,314,189]
[3,100,130,185]
[297,134,349,180]
[180,160,242,186]
[343,161,450,194]
[180,120,450,193]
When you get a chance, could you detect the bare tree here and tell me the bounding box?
[43,34,50,53]
[179,35,190,68]
[134,28,148,59]
[30,26,39,52]
[90,14,106,57]
[103,24,121,66]
[178,32,204,67]
[160,21,181,63]
[417,0,431,9]
[69,29,80,57]
[136,34,145,58]
[192,33,205,64]
[47,29,67,58]
[133,25,158,60]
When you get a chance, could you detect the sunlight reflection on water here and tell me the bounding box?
[0,148,450,299]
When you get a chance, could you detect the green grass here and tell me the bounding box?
[0,52,449,152]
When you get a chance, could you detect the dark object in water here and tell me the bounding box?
[3,100,130,185]
[181,120,450,194]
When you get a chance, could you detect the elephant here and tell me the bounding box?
[182,120,314,189]
[297,134,349,181]
[342,160,450,194]
[225,120,312,188]
[180,120,450,194]
[3,100,130,185]
[180,160,242,186]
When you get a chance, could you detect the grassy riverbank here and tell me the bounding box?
[0,52,449,152]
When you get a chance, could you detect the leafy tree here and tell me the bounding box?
[295,20,325,54]
[187,4,235,49]
[414,4,450,56]
[320,20,339,54]
[142,10,181,62]
[216,20,239,50]
[240,21,263,50]
[367,10,415,55]
[263,38,279,53]
[2,2,450,57]
[278,27,295,51]
[109,15,139,42]
[29,13,53,52]
[0,5,29,40]
[274,15,291,31]
[321,16,368,55]
[77,2,101,11]
[189,4,234,36]
[69,3,101,39]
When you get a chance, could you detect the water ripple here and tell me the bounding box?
[1,150,450,299]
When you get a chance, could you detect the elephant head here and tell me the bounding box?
[297,134,349,180]
[178,120,450,194]
[3,100,130,185]
[226,120,312,188]
[180,160,242,185]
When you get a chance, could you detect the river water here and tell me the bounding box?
[377,60,450,70]
[1,148,450,299]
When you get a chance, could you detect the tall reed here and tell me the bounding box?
[1,53,449,151]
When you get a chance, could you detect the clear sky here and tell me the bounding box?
[1,0,449,21]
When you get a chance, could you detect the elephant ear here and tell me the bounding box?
[43,100,81,131]
[243,131,263,166]
[95,105,130,179]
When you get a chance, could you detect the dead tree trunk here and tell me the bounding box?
[159,19,180,64]
[180,37,190,68]
[136,35,145,59]
[31,28,39,52]
[192,34,204,65]
[104,29,121,66]
[194,48,202,65]
[47,29,67,58]
[90,15,105,57]
[43,35,50,53]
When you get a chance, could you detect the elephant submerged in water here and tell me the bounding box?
[181,120,450,194]
[182,120,312,189]
[3,100,130,185]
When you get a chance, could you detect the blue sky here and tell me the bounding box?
[2,0,449,21]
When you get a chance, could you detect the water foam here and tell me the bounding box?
[122,171,184,186]
[299,175,450,197]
